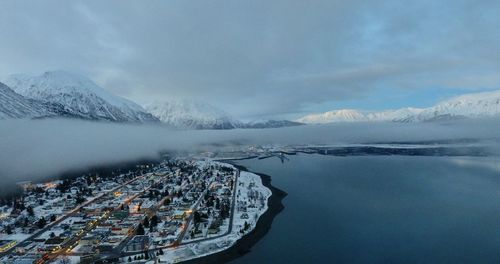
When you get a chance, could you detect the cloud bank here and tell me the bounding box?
[1,119,500,186]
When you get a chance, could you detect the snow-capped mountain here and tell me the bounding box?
[144,100,241,129]
[296,90,500,124]
[408,90,500,122]
[145,101,304,129]
[240,119,304,129]
[1,71,301,129]
[0,82,50,119]
[4,71,158,123]
[366,108,424,122]
[296,109,367,123]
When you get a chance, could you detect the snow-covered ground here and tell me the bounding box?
[2,233,31,243]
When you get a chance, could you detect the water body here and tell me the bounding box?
[230,154,500,264]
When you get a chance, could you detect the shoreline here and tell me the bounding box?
[181,163,287,264]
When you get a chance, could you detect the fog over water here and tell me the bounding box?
[1,118,499,185]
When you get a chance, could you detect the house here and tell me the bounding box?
[16,181,34,192]
[208,218,222,234]
[124,235,151,252]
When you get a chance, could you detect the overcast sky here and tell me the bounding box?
[1,0,500,119]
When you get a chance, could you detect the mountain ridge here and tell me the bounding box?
[1,71,301,129]
[296,90,500,124]
[5,71,159,123]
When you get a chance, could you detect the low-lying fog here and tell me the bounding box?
[1,118,499,186]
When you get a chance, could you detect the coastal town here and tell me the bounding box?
[0,159,271,264]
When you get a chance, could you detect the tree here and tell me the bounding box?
[136,223,145,235]
[220,203,229,218]
[193,211,201,224]
[143,216,150,228]
[75,194,85,204]
[128,256,132,262]
[150,215,159,227]
[206,198,214,207]
[5,225,12,235]
[50,215,56,222]
[27,206,34,217]
[37,217,47,229]
[50,232,56,238]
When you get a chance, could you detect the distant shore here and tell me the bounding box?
[182,164,287,264]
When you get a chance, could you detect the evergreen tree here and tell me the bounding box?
[136,223,145,235]
[193,211,201,224]
[150,215,159,227]
[27,206,34,217]
[215,198,220,210]
[37,217,47,229]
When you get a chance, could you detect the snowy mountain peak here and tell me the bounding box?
[296,109,367,123]
[296,89,500,124]
[4,71,158,123]
[144,100,241,129]
[366,107,424,122]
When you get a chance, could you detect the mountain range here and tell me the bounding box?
[5,71,158,123]
[0,71,301,129]
[3,70,500,127]
[296,90,500,124]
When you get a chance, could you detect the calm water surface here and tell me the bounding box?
[231,154,500,264]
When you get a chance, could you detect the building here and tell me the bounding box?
[124,235,151,252]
